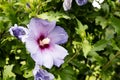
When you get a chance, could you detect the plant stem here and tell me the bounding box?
[102,51,120,70]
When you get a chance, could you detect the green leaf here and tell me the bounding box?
[92,39,108,51]
[3,65,16,80]
[23,70,33,78]
[95,16,108,29]
[82,39,91,57]
[60,66,76,80]
[101,3,110,15]
[37,11,70,21]
[110,39,120,51]
[110,16,120,35]
[54,75,61,80]
[88,51,104,65]
[114,12,120,18]
[0,58,6,67]
[75,19,88,38]
[101,70,112,80]
[105,26,115,40]
[12,64,22,75]
[86,75,96,80]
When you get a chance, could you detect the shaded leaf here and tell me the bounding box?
[60,66,76,80]
[92,39,108,51]
[75,19,88,38]
[95,16,108,29]
[110,16,120,35]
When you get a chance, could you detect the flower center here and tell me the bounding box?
[39,38,50,46]
[37,35,50,49]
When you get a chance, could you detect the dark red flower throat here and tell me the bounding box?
[37,35,50,49]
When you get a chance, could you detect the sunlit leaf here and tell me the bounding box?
[82,39,91,57]
[37,11,70,21]
[3,65,16,80]
[23,70,33,78]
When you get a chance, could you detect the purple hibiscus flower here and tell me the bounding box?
[26,18,68,69]
[33,64,54,80]
[63,0,73,11]
[63,0,87,11]
[9,24,28,42]
[75,0,87,6]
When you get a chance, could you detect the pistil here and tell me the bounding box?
[39,38,50,46]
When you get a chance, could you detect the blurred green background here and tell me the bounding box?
[1,0,120,80]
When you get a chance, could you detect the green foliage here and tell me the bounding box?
[3,65,16,80]
[38,11,70,21]
[1,0,120,80]
[110,16,120,35]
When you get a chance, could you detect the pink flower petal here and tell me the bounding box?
[54,59,64,67]
[48,26,68,44]
[45,44,68,67]
[25,35,39,55]
[28,18,56,38]
[42,50,54,69]
[33,64,40,76]
[31,52,43,66]
[50,44,68,60]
